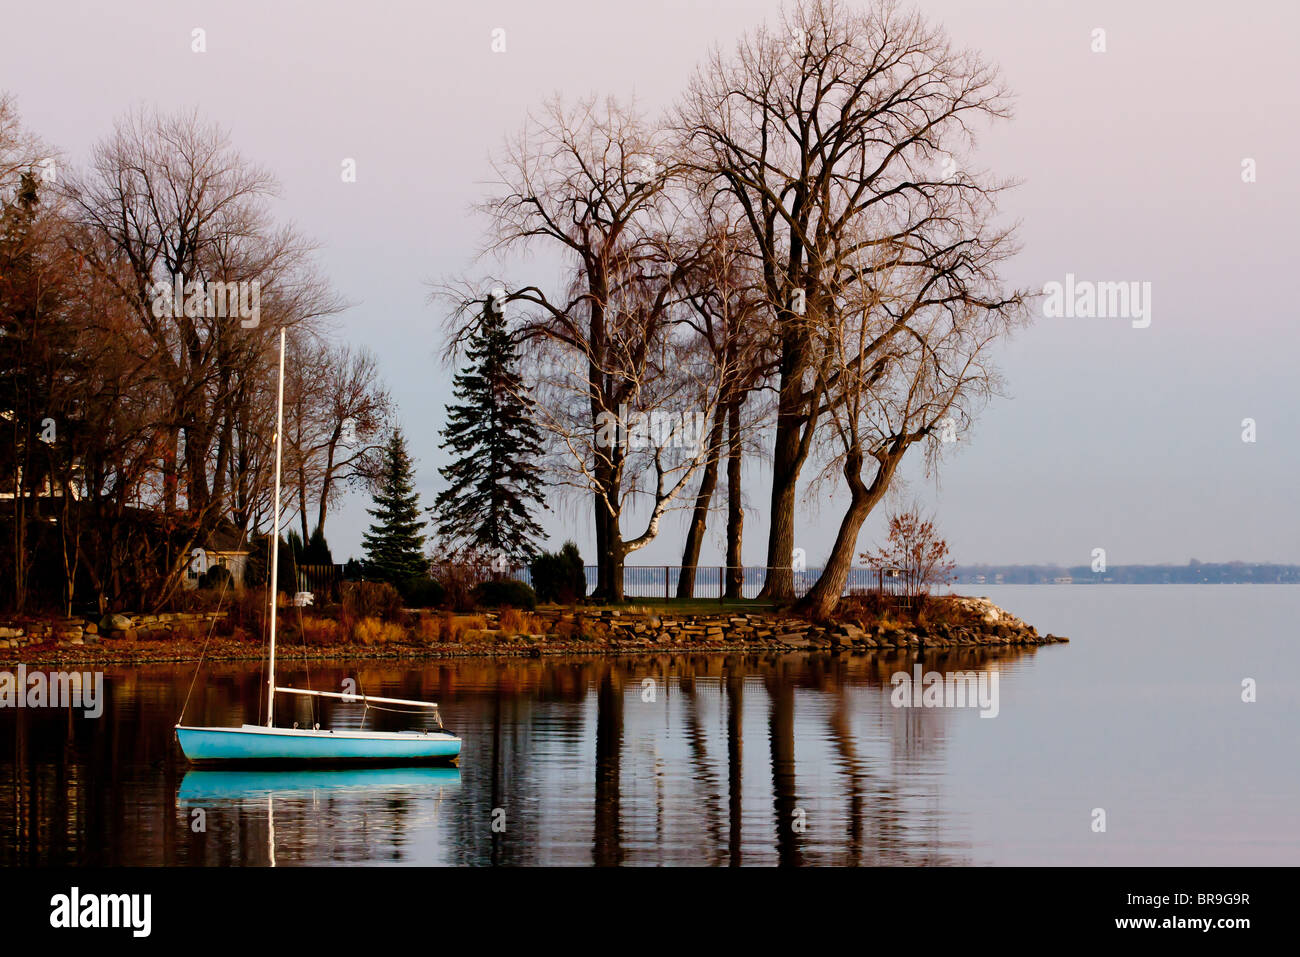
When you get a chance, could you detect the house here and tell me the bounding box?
[183,522,251,591]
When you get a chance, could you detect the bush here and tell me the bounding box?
[198,564,233,590]
[414,613,443,643]
[530,541,586,604]
[222,587,269,636]
[352,616,406,646]
[443,613,487,643]
[434,560,494,612]
[299,615,347,645]
[399,575,446,609]
[497,607,542,636]
[472,579,537,610]
[341,581,405,622]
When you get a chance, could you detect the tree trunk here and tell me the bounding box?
[801,488,870,621]
[800,450,902,620]
[592,437,626,602]
[676,403,726,598]
[161,425,179,514]
[315,445,337,539]
[725,395,744,599]
[298,473,310,546]
[593,459,614,600]
[759,335,812,600]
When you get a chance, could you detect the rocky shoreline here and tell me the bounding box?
[0,596,1065,667]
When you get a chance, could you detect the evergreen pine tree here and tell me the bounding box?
[361,428,427,582]
[433,299,547,563]
[304,526,333,565]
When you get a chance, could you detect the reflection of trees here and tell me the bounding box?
[764,658,803,867]
[0,648,1039,865]
[592,664,623,866]
[680,666,725,866]
[725,657,744,866]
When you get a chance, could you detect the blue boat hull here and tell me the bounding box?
[176,724,461,765]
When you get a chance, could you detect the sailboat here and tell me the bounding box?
[175,328,460,765]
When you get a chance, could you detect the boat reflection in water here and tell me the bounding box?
[178,766,462,803]
[178,766,461,866]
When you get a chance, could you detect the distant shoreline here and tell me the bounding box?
[953,563,1300,585]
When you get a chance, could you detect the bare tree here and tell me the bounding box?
[62,106,343,606]
[797,217,1024,618]
[452,96,718,599]
[677,0,1021,600]
[284,340,392,544]
[672,204,773,597]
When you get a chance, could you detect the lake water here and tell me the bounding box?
[1,586,1296,866]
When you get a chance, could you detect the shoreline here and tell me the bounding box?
[0,596,1067,668]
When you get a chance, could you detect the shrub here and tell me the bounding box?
[352,616,406,646]
[859,506,955,601]
[222,587,269,636]
[173,587,227,615]
[530,541,586,603]
[428,558,498,611]
[415,613,443,643]
[498,607,541,636]
[399,574,446,609]
[342,581,405,622]
[472,579,537,610]
[198,564,233,590]
[299,615,346,645]
[445,613,487,642]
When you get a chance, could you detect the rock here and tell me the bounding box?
[101,613,134,631]
[0,626,23,639]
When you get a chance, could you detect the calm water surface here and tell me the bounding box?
[2,586,1296,866]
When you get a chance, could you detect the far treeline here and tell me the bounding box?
[955,563,1300,585]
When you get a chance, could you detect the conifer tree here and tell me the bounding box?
[361,428,427,582]
[433,299,547,564]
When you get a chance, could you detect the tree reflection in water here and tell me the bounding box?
[0,648,1034,865]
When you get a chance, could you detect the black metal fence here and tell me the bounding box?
[570,565,906,600]
[295,564,344,603]
[292,562,907,604]
[474,563,904,602]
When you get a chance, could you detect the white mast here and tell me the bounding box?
[267,327,286,728]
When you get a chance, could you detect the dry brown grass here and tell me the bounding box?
[415,614,443,643]
[352,616,406,646]
[300,615,347,645]
[497,608,542,636]
[445,614,487,642]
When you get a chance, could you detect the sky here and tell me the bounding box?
[4,0,1298,568]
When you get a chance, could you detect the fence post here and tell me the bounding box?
[664,566,669,601]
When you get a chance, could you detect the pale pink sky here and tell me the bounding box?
[4,0,1297,565]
